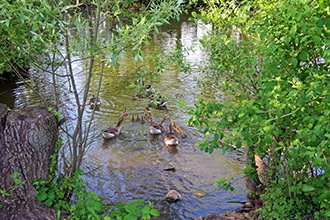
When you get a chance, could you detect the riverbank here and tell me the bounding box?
[195,202,257,220]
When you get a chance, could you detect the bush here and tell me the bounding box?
[188,0,330,218]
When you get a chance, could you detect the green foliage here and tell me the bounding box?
[35,126,159,219]
[34,169,159,219]
[215,177,235,192]
[34,170,82,213]
[2,0,186,219]
[109,199,160,220]
[0,189,10,198]
[0,171,23,205]
[11,172,23,185]
[130,45,190,96]
[0,0,62,74]
[189,0,330,218]
[101,0,184,68]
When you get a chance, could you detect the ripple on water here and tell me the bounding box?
[82,120,246,219]
[5,14,248,220]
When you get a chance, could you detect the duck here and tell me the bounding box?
[164,119,179,146]
[142,80,153,94]
[132,80,154,99]
[87,94,101,109]
[102,111,129,139]
[147,94,167,110]
[149,113,170,134]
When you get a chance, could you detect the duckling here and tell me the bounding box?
[135,114,141,122]
[143,110,153,123]
[87,94,101,109]
[140,115,145,124]
[102,111,129,139]
[171,120,188,138]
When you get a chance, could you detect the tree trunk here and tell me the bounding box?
[0,104,58,220]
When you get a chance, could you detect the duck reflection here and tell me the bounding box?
[166,145,178,154]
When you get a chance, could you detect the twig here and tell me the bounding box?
[267,108,300,122]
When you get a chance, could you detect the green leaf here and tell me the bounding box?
[235,140,242,149]
[313,124,323,137]
[299,51,309,62]
[290,58,298,67]
[302,185,315,192]
[36,191,48,201]
[313,35,321,46]
[11,172,23,185]
[140,16,146,25]
[290,25,297,36]
[150,208,160,216]
[57,191,65,199]
[20,12,25,23]
[214,133,219,141]
[44,198,53,207]
[126,214,137,220]
[178,99,186,108]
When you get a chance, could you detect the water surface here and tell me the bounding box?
[0,15,247,220]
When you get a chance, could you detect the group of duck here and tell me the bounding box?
[86,81,185,147]
[87,82,184,203]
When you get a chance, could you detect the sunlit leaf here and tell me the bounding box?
[140,16,146,25]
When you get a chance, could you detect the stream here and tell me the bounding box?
[0,15,247,220]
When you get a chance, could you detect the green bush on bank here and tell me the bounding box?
[188,0,330,218]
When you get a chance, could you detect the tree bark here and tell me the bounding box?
[0,104,58,220]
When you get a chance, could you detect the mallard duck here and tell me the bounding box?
[149,113,170,134]
[132,80,153,99]
[147,95,167,110]
[102,111,129,139]
[87,94,101,109]
[164,119,179,146]
[142,80,153,94]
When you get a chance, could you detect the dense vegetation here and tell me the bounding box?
[1,0,329,219]
[188,0,330,219]
[1,0,184,219]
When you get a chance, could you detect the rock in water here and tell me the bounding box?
[165,190,181,203]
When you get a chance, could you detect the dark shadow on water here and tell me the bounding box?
[165,145,179,154]
[149,134,163,145]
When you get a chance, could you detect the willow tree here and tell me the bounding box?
[188,0,330,218]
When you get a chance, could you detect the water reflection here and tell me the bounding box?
[81,17,246,219]
[2,15,247,220]
[0,80,17,109]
